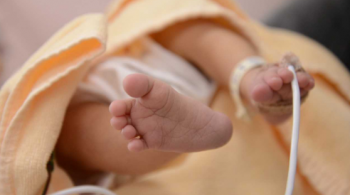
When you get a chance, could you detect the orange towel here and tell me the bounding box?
[0,1,349,195]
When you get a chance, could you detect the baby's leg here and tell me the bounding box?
[56,102,181,179]
[110,74,233,152]
[57,74,232,178]
[153,19,314,123]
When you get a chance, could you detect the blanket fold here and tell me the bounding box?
[0,14,106,195]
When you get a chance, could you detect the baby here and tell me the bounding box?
[56,19,314,180]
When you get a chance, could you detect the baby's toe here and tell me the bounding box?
[251,82,274,103]
[128,139,147,152]
[297,72,310,88]
[300,78,315,96]
[278,68,294,84]
[305,78,315,90]
[123,74,154,98]
[109,99,134,117]
[122,125,138,140]
[110,116,129,130]
[263,69,283,91]
[277,84,293,100]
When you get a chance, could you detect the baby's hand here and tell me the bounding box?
[240,63,314,123]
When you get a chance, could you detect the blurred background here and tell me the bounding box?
[0,0,295,84]
[0,0,349,84]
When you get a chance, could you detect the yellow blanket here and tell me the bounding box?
[0,0,349,195]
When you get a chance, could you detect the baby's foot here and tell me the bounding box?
[109,74,232,152]
[241,65,315,123]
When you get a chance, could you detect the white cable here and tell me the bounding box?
[284,65,301,195]
[49,185,118,195]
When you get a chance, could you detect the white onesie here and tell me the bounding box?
[71,37,216,107]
